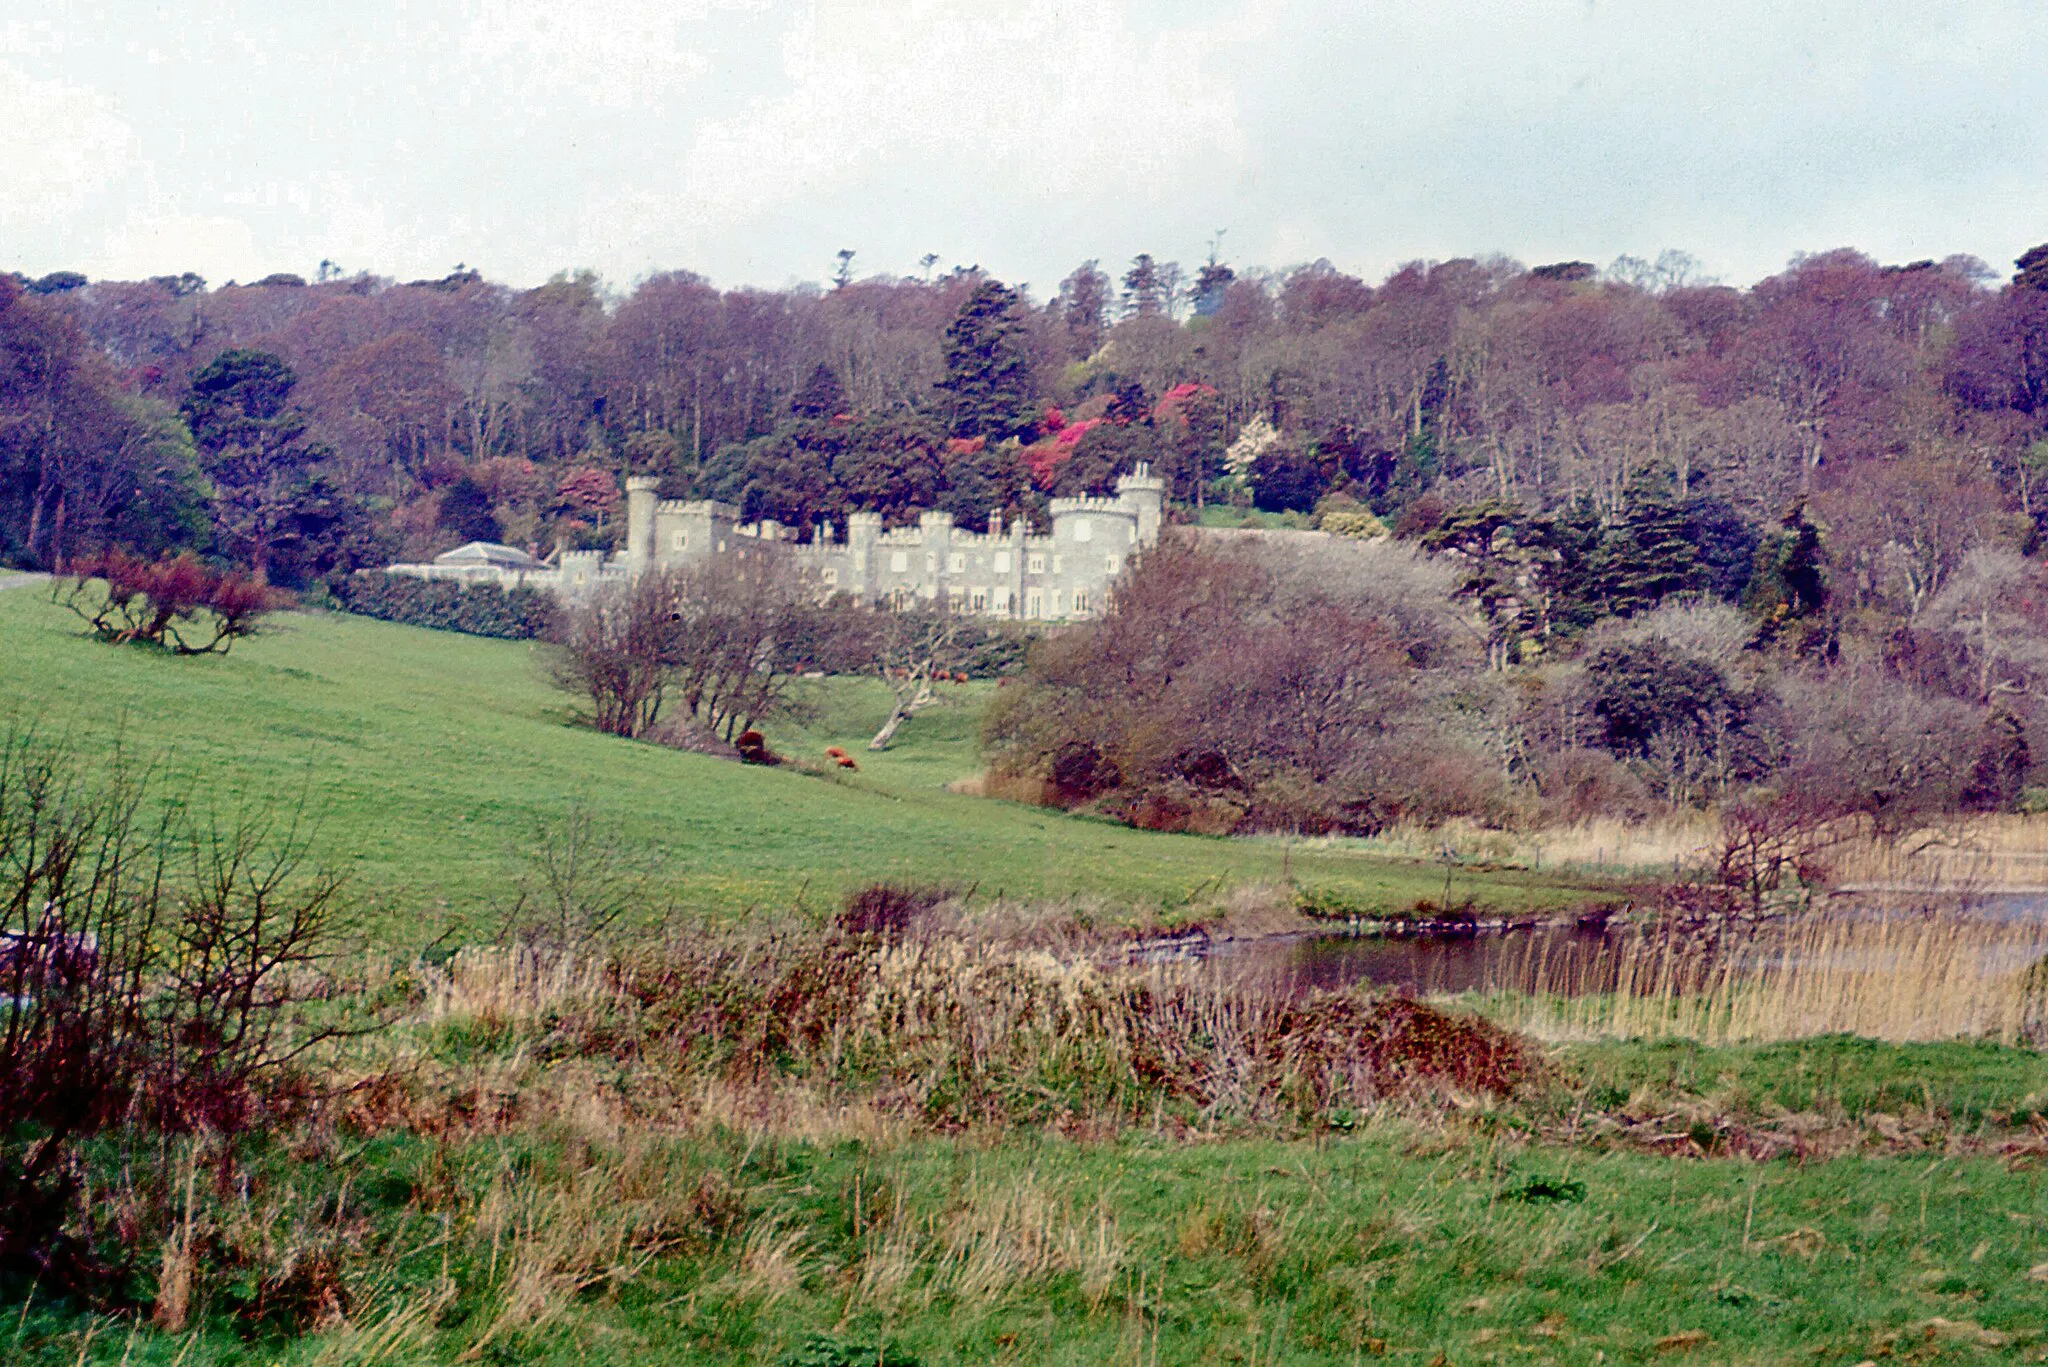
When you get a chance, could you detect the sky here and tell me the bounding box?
[4,0,2046,297]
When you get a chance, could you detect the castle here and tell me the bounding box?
[386,464,1166,622]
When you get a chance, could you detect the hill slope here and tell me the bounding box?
[0,589,1607,938]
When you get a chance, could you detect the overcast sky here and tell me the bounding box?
[5,1,2045,296]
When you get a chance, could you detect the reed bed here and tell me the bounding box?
[1356,811,2048,890]
[1352,815,1720,875]
[1483,903,2048,1045]
[1824,814,2048,890]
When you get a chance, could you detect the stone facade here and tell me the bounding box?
[389,463,1167,622]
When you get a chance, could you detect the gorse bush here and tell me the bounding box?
[61,548,281,653]
[329,569,557,639]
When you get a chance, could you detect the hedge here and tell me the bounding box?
[329,571,558,640]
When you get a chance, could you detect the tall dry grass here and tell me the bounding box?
[1825,814,2048,891]
[1357,812,2048,891]
[1485,903,2048,1045]
[1351,815,1718,874]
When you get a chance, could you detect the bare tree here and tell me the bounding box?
[868,609,963,751]
[551,572,682,737]
[553,558,805,741]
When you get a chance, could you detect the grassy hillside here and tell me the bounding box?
[0,589,1607,937]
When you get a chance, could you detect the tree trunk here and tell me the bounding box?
[869,683,932,751]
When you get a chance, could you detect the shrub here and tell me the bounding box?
[834,883,947,939]
[985,534,1468,836]
[62,549,282,653]
[0,732,344,1292]
[329,569,557,639]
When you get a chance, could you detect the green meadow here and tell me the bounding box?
[0,587,1606,938]
[16,584,2047,1366]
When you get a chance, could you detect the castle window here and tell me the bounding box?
[717,540,727,553]
[925,553,936,574]
[1027,553,1045,574]
[992,587,1011,612]
[1049,590,1063,616]
[969,587,988,611]
[1105,555,1122,575]
[671,531,688,551]
[1052,555,1064,574]
[1073,519,1093,542]
[1024,588,1044,618]
[994,550,1012,573]
[890,550,909,573]
[949,552,966,573]
[1129,524,1139,543]
[1073,590,1091,614]
[821,567,839,586]
[948,585,965,605]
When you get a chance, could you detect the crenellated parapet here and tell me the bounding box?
[593,461,1169,620]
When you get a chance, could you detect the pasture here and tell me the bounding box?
[0,588,1607,940]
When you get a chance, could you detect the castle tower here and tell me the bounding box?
[1116,462,1166,547]
[920,510,954,604]
[624,475,659,575]
[846,511,883,601]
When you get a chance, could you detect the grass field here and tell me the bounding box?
[14,1019,2048,1366]
[0,588,1609,938]
[18,585,2047,1366]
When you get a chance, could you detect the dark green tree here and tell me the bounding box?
[27,271,87,295]
[1192,259,1236,317]
[2017,242,2048,294]
[938,438,1028,530]
[181,348,356,584]
[1743,499,1828,621]
[437,476,502,543]
[835,418,944,524]
[1248,439,1327,513]
[1121,255,1167,318]
[1587,641,1742,759]
[1681,496,1760,601]
[936,280,1036,443]
[1597,490,1703,617]
[1055,421,1159,499]
[791,363,846,420]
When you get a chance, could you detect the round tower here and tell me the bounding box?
[1116,462,1166,546]
[624,475,659,575]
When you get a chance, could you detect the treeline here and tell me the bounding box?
[6,243,2042,595]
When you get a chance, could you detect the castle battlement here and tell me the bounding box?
[401,460,1167,621]
[1048,496,1136,516]
[655,498,738,518]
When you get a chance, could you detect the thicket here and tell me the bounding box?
[329,568,557,639]
[987,531,2048,841]
[0,733,347,1300]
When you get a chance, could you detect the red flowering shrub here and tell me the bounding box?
[1020,418,1109,489]
[554,466,622,519]
[1151,381,1217,425]
[63,550,283,654]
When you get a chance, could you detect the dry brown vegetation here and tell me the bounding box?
[336,900,1535,1146]
[1488,899,2048,1046]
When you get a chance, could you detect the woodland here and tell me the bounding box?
[7,243,2048,832]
